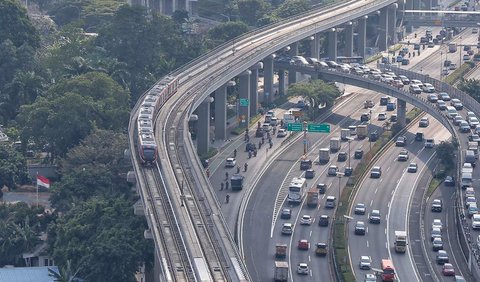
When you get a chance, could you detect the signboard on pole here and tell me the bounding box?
[240,98,249,106]
[308,123,330,133]
[287,123,303,132]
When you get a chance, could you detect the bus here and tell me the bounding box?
[381,259,395,281]
[287,177,307,204]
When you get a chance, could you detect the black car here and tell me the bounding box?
[255,128,264,137]
[300,159,312,170]
[305,169,315,179]
[318,215,329,226]
[369,132,378,142]
[317,183,327,194]
[445,176,455,186]
[396,136,407,147]
[360,113,370,122]
[354,149,364,159]
[415,132,424,141]
[280,208,291,219]
[354,221,366,235]
[338,152,347,162]
[344,167,353,176]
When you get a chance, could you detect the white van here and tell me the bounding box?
[472,214,480,230]
[446,106,458,119]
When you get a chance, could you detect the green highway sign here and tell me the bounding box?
[308,123,330,133]
[240,98,249,106]
[287,123,303,132]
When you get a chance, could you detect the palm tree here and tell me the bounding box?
[48,259,82,282]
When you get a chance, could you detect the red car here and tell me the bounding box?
[442,263,455,276]
[298,239,309,250]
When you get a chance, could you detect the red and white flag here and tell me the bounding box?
[37,175,50,189]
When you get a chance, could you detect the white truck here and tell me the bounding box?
[341,128,351,141]
[357,124,368,139]
[319,148,330,164]
[394,231,407,253]
[330,137,341,152]
[462,162,474,174]
[468,141,478,157]
[274,261,289,282]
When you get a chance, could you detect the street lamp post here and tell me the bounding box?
[369,109,372,150]
[337,172,344,205]
[347,137,352,168]
[440,51,443,80]
[303,121,308,155]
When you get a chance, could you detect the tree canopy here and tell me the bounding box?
[458,78,480,102]
[207,21,250,45]
[0,143,30,189]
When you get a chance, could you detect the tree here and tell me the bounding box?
[0,0,40,49]
[436,141,456,171]
[273,0,310,19]
[207,21,250,45]
[237,0,271,26]
[48,197,152,281]
[458,78,480,102]
[0,143,30,189]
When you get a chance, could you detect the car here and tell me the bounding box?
[453,116,463,126]
[300,215,312,225]
[411,79,422,86]
[360,113,370,122]
[427,93,438,103]
[344,166,353,176]
[463,54,471,61]
[390,114,397,122]
[436,250,449,264]
[319,214,329,226]
[225,157,236,167]
[328,165,338,176]
[280,208,291,219]
[354,203,366,215]
[364,274,376,282]
[281,223,293,235]
[409,84,422,94]
[325,196,336,208]
[431,199,443,212]
[451,98,464,110]
[468,203,478,217]
[297,263,309,275]
[437,100,447,110]
[359,256,372,270]
[465,196,476,208]
[469,117,480,128]
[419,117,429,127]
[354,149,364,159]
[396,136,407,146]
[370,166,382,178]
[245,142,256,152]
[422,83,435,93]
[355,221,366,235]
[442,263,455,276]
[431,227,442,241]
[424,138,435,148]
[438,92,451,101]
[317,183,327,194]
[255,128,264,137]
[378,113,387,120]
[338,151,347,162]
[298,239,310,250]
[305,169,315,179]
[445,175,455,186]
[454,275,467,282]
[408,163,418,173]
[432,237,444,251]
[315,243,328,256]
[459,121,471,133]
[469,134,480,143]
[398,75,410,84]
[477,235,480,249]
[415,132,424,141]
[369,209,381,224]
[300,159,312,170]
[398,150,409,161]
[363,100,375,108]
[277,128,287,137]
[432,219,443,231]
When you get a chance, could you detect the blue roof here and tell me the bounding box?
[0,266,59,282]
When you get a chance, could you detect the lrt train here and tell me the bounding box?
[137,75,179,165]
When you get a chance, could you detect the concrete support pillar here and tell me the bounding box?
[310,35,320,59]
[357,16,367,60]
[379,8,389,52]
[328,28,337,61]
[250,63,262,116]
[238,70,251,129]
[288,42,299,84]
[397,99,407,127]
[405,0,414,32]
[278,70,286,95]
[214,85,227,141]
[345,22,354,57]
[264,55,274,105]
[197,97,212,155]
[388,4,398,45]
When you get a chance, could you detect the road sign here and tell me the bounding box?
[308,123,330,133]
[287,123,303,132]
[240,98,249,106]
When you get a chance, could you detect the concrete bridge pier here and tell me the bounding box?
[278,70,286,96]
[328,28,337,61]
[397,98,407,127]
[197,97,213,155]
[238,70,251,129]
[345,22,354,57]
[214,81,235,141]
[288,42,299,84]
[379,7,389,52]
[309,34,320,59]
[405,0,414,32]
[388,4,398,45]
[357,16,367,60]
[263,55,274,105]
[250,63,262,116]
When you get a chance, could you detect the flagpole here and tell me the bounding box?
[36,172,39,208]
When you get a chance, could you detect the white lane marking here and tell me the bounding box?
[387,166,391,172]
[370,199,373,207]
[309,230,312,237]
[375,188,378,194]
[367,240,369,248]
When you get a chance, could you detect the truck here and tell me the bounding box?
[394,231,407,253]
[448,42,457,53]
[462,162,474,174]
[341,128,351,141]
[386,102,396,111]
[380,96,391,106]
[319,148,330,164]
[230,174,244,190]
[275,244,287,259]
[306,188,319,208]
[468,141,478,157]
[330,137,341,152]
[274,261,289,282]
[357,124,368,139]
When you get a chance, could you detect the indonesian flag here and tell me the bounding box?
[37,175,50,189]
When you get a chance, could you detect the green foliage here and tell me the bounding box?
[444,62,472,85]
[0,143,30,189]
[436,141,455,171]
[458,78,480,102]
[207,21,250,45]
[0,0,40,49]
[17,72,130,159]
[48,197,152,282]
[237,0,271,26]
[273,0,310,19]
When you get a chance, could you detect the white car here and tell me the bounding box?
[378,113,387,121]
[422,83,435,93]
[466,196,477,208]
[297,263,309,275]
[300,215,312,225]
[225,158,236,168]
[410,79,423,86]
[364,273,376,282]
[359,256,372,270]
[432,219,443,231]
[277,128,287,137]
